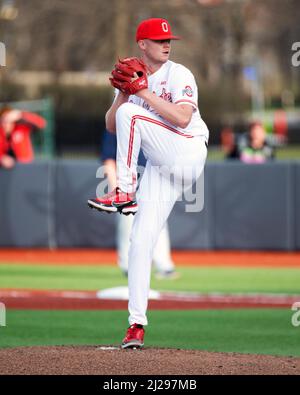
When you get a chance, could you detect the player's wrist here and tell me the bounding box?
[119,91,130,99]
[135,88,150,99]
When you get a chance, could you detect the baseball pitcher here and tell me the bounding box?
[88,18,209,348]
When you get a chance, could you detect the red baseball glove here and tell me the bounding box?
[109,57,148,95]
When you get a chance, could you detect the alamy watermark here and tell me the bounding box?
[0,42,6,67]
[291,302,300,327]
[291,42,300,67]
[0,302,6,327]
[95,162,205,213]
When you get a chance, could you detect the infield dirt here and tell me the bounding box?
[0,346,300,375]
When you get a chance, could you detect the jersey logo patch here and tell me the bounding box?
[159,88,172,102]
[182,85,193,97]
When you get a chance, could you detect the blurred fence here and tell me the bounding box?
[0,160,299,251]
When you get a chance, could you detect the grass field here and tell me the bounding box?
[1,253,300,357]
[0,263,300,294]
[1,309,299,356]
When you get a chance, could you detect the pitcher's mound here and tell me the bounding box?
[0,346,299,375]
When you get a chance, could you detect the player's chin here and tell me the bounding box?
[161,53,170,62]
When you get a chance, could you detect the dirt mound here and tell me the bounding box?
[0,346,299,375]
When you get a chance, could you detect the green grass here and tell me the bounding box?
[1,262,299,357]
[0,264,300,294]
[1,309,299,357]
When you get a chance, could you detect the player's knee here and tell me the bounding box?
[116,102,139,120]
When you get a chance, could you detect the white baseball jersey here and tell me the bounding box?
[112,60,208,327]
[116,60,209,142]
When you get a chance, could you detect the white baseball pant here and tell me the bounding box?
[117,214,175,273]
[116,103,207,325]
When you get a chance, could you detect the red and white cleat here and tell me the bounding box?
[121,323,145,349]
[88,187,138,215]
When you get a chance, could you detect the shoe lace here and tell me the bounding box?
[102,187,119,199]
[127,324,142,337]
[102,187,135,201]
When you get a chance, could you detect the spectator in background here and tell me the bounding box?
[220,126,240,160]
[101,129,179,280]
[239,121,275,164]
[0,106,47,169]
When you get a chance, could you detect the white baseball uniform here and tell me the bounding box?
[115,60,209,325]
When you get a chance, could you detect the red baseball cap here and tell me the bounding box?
[136,18,180,42]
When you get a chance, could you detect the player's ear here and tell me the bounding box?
[137,40,146,50]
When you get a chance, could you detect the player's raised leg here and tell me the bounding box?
[87,102,143,214]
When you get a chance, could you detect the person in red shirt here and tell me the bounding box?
[0,107,47,169]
